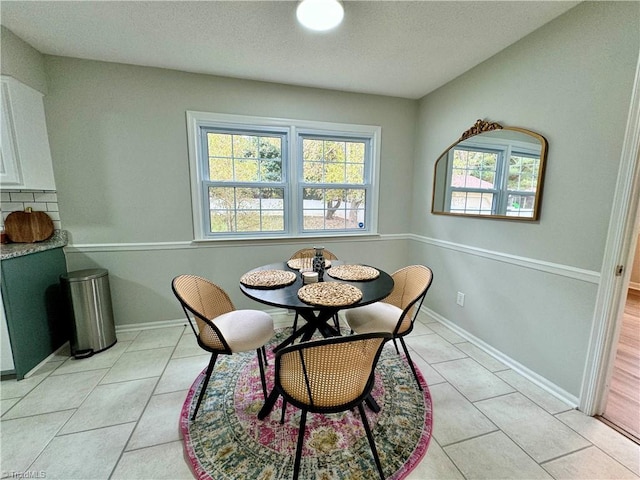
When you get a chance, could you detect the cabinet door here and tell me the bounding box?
[0,80,23,186]
[0,291,15,373]
[1,248,68,379]
[0,76,56,190]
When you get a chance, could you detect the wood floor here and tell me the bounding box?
[603,289,640,442]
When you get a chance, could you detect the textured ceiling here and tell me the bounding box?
[1,1,580,99]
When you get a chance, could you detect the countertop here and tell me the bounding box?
[0,230,68,260]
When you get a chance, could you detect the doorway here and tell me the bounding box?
[600,234,640,442]
[580,48,640,437]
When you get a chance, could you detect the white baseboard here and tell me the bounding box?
[421,306,579,408]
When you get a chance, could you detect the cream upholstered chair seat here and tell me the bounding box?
[344,302,404,334]
[203,310,273,353]
[345,265,433,391]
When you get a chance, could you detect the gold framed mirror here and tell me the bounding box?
[432,119,548,221]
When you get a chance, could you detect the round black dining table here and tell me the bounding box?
[239,261,394,353]
[240,261,394,417]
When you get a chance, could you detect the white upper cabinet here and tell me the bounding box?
[0,76,56,190]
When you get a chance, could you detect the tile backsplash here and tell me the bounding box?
[0,190,62,230]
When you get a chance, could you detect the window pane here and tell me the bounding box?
[257,137,283,182]
[235,159,259,182]
[452,148,498,191]
[302,187,365,231]
[346,142,365,163]
[236,187,257,210]
[209,157,233,181]
[346,189,366,228]
[450,191,494,215]
[261,211,284,230]
[346,163,364,184]
[303,161,322,183]
[207,133,232,157]
[208,133,283,182]
[302,187,326,230]
[210,211,234,232]
[325,140,346,162]
[234,135,258,158]
[303,139,323,161]
[260,158,282,182]
[324,163,345,183]
[261,136,282,151]
[506,194,535,217]
[303,212,325,230]
[303,138,368,185]
[209,187,235,210]
[508,154,539,191]
[236,211,259,231]
[208,186,285,233]
[260,191,284,210]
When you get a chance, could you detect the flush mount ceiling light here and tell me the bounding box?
[296,0,344,31]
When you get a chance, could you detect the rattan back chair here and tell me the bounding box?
[289,247,339,262]
[345,265,433,390]
[172,274,274,420]
[289,248,340,332]
[258,332,392,480]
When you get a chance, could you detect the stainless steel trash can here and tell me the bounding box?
[60,268,117,358]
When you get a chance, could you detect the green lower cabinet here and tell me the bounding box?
[1,248,69,379]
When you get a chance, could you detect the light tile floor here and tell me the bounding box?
[1,314,639,480]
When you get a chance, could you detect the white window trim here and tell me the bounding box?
[186,111,381,241]
[444,136,540,216]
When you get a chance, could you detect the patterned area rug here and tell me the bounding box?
[180,329,433,480]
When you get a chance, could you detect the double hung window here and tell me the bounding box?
[446,137,541,217]
[187,112,380,240]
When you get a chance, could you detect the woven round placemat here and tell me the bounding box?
[240,270,297,289]
[326,264,380,281]
[297,282,362,307]
[286,258,332,270]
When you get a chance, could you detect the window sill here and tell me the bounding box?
[191,232,381,246]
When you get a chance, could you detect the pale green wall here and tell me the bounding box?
[0,26,47,93]
[42,57,416,321]
[411,2,639,397]
[44,58,417,244]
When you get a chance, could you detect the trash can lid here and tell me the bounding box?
[61,268,109,282]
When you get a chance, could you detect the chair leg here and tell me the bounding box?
[398,336,422,391]
[261,345,268,366]
[192,352,218,421]
[293,409,308,480]
[392,338,400,354]
[333,313,341,332]
[357,403,385,480]
[256,348,268,400]
[258,388,280,420]
[292,312,299,332]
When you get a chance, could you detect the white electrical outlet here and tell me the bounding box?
[456,291,465,306]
